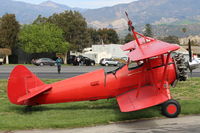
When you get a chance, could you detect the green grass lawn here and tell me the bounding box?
[0,78,200,130]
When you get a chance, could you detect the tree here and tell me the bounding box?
[19,23,69,54]
[88,28,100,44]
[0,14,20,48]
[106,28,119,44]
[32,15,48,24]
[98,28,119,44]
[124,33,134,43]
[182,27,187,34]
[47,11,91,51]
[143,24,153,37]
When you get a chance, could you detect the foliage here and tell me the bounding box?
[0,14,20,48]
[47,11,91,51]
[97,28,119,44]
[88,28,100,44]
[159,35,180,44]
[32,15,48,25]
[143,24,153,37]
[33,11,120,50]
[124,33,134,43]
[1,77,200,130]
[19,23,69,54]
[182,27,187,33]
[88,28,120,44]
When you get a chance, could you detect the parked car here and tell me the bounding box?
[67,55,76,65]
[188,58,200,70]
[76,55,95,66]
[68,55,95,66]
[32,58,56,66]
[100,58,119,66]
[196,58,200,62]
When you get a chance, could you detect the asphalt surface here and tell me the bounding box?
[0,65,117,79]
[0,65,200,79]
[1,115,200,133]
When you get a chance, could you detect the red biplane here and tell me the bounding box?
[7,13,188,118]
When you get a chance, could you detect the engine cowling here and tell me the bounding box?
[173,53,188,81]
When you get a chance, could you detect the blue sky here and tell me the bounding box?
[14,0,136,9]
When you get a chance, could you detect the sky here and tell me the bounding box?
[14,0,136,9]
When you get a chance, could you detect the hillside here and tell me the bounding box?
[1,0,200,37]
[0,0,84,24]
[83,0,200,31]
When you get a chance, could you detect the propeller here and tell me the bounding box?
[187,39,193,74]
[188,39,192,62]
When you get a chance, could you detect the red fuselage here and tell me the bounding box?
[33,56,177,105]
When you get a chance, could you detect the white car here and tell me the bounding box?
[188,58,200,70]
[100,58,119,66]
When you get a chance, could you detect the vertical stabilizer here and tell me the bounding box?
[7,65,45,105]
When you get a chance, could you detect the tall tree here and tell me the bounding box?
[88,28,100,44]
[98,28,119,44]
[0,14,20,48]
[19,23,69,54]
[48,11,91,51]
[143,24,153,37]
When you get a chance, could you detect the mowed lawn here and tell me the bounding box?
[0,78,200,130]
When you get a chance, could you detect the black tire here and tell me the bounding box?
[161,99,181,118]
[105,63,109,66]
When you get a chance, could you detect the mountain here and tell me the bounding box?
[0,0,85,24]
[39,1,86,12]
[1,0,200,37]
[39,1,71,10]
[83,0,200,33]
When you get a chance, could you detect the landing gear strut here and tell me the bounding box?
[161,99,181,118]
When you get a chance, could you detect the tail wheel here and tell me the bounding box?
[161,99,181,118]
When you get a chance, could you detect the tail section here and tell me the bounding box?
[7,65,51,105]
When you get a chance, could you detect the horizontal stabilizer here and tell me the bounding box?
[17,85,52,103]
[116,86,168,112]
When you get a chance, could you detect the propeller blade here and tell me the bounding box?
[188,39,192,62]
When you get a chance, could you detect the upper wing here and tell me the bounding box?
[121,36,180,61]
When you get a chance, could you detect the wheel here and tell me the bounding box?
[40,63,44,66]
[161,99,181,118]
[90,62,94,66]
[105,63,109,66]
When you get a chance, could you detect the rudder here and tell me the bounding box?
[7,65,45,105]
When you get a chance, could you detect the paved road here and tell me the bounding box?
[2,115,200,133]
[0,65,200,79]
[0,65,117,79]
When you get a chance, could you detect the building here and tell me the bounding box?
[71,44,128,63]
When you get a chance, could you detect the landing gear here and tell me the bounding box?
[161,99,181,118]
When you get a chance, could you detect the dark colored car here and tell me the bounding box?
[67,55,76,65]
[68,55,95,66]
[32,58,56,66]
